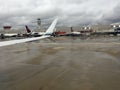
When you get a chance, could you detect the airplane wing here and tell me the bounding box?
[0,18,58,47]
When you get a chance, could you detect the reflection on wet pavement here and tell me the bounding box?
[0,36,120,90]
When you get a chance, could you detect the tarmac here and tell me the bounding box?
[0,36,120,90]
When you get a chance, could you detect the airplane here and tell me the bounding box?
[0,32,22,39]
[23,25,45,37]
[24,25,57,37]
[66,27,81,36]
[0,25,40,38]
[0,18,58,47]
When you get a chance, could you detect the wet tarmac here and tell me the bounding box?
[0,36,120,90]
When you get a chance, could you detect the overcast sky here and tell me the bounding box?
[0,0,120,28]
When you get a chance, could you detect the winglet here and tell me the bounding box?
[44,18,58,35]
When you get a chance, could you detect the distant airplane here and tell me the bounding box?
[24,24,57,37]
[24,25,45,37]
[0,32,22,39]
[66,27,81,36]
[0,18,58,47]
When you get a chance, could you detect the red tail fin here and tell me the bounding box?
[25,25,31,33]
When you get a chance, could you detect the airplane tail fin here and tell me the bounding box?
[44,18,58,35]
[25,25,31,33]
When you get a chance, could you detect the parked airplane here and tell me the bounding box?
[24,25,57,37]
[66,27,81,36]
[0,32,22,39]
[24,25,45,37]
[0,18,58,47]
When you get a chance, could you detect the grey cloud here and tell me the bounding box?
[101,2,120,24]
[0,0,120,28]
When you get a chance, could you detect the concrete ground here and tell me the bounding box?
[0,36,120,90]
